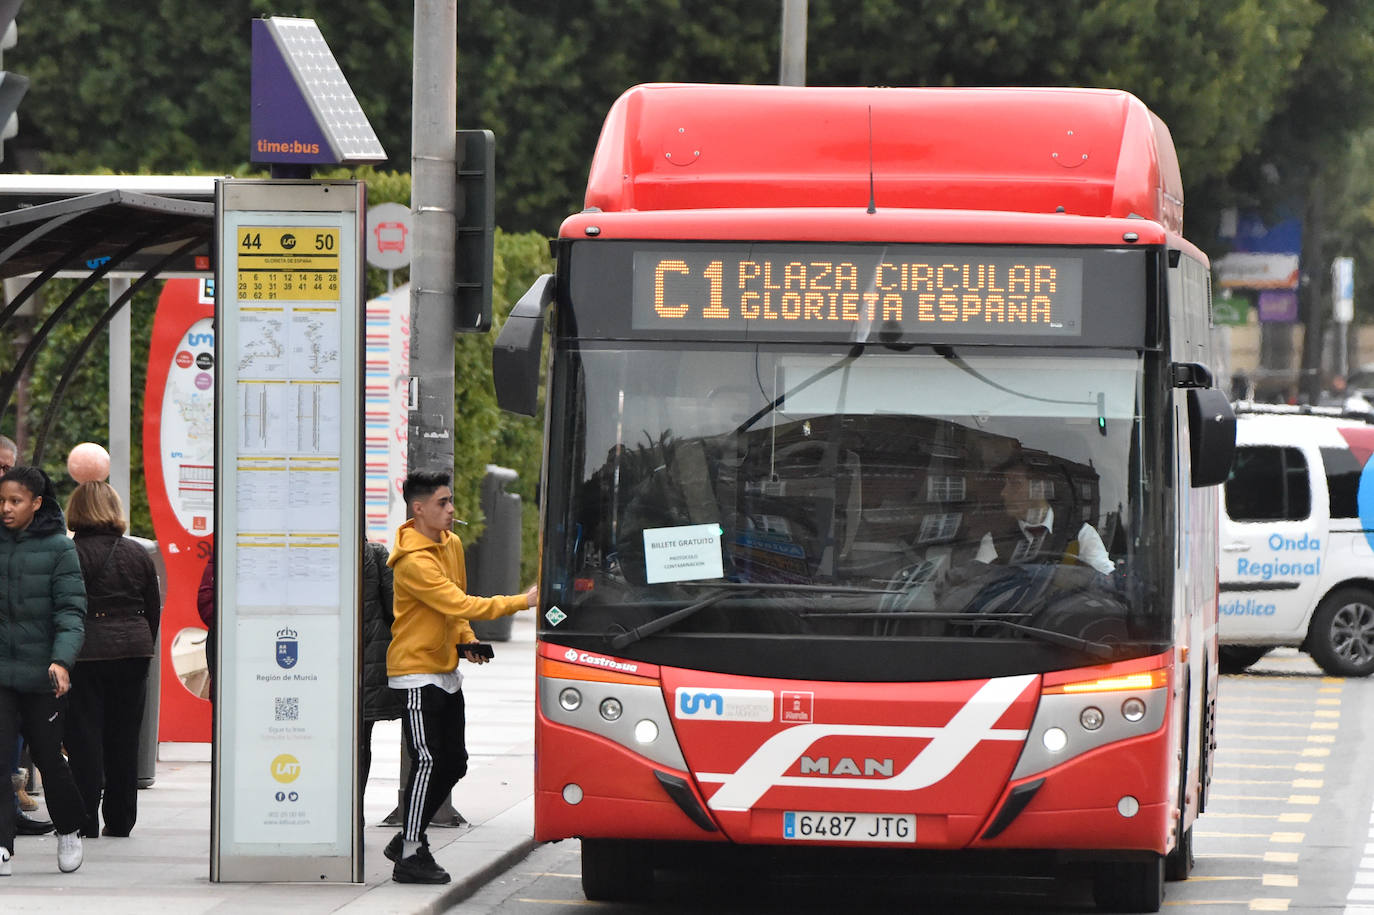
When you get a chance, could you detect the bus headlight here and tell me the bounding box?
[599,697,623,721]
[1121,697,1147,722]
[634,719,659,744]
[1079,706,1104,731]
[1042,727,1068,752]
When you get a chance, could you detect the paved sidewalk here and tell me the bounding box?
[0,611,541,914]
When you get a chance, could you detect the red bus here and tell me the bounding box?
[496,84,1235,912]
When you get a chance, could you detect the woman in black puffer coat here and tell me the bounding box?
[361,539,403,801]
[64,480,161,839]
[0,466,87,873]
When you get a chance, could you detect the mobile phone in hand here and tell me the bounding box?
[459,642,495,660]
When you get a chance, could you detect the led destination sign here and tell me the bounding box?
[630,246,1083,338]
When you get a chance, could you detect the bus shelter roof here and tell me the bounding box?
[0,178,216,463]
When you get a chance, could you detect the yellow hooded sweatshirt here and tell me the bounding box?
[386,519,527,677]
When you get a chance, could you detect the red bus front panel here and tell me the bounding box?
[536,649,1177,853]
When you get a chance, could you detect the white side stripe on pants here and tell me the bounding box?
[404,687,435,843]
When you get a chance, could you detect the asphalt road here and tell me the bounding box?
[451,648,1374,914]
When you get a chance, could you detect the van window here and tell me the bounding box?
[1225,446,1310,521]
[1321,446,1362,519]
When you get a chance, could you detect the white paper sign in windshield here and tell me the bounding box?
[644,523,725,583]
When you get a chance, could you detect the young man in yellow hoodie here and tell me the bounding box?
[384,469,536,884]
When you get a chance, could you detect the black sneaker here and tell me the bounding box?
[393,850,449,884]
[15,813,53,836]
[383,832,429,863]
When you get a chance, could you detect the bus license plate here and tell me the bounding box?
[783,811,916,843]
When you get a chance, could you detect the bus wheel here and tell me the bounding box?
[580,838,653,902]
[1218,645,1270,674]
[1165,824,1194,881]
[1309,588,1374,677]
[1092,855,1164,912]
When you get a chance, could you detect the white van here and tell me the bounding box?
[1219,403,1374,675]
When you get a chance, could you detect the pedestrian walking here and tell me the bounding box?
[0,465,87,875]
[360,537,403,807]
[384,469,537,884]
[64,480,162,838]
[0,439,54,836]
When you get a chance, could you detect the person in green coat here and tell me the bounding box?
[0,466,87,875]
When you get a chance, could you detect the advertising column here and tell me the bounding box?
[143,278,217,741]
[213,180,363,882]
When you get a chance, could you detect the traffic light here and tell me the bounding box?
[455,128,495,333]
[0,0,27,163]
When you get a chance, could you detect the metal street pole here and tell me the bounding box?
[780,0,807,86]
[108,276,130,522]
[393,0,465,829]
[409,0,458,476]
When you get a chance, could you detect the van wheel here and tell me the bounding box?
[1218,645,1270,674]
[1308,587,1374,677]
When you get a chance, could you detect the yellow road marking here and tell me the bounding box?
[523,872,581,878]
[1314,709,1340,717]
[1263,874,1299,888]
[1264,852,1299,864]
[1270,832,1304,843]
[1198,831,1277,839]
[1214,779,1289,785]
[1307,735,1336,743]
[1206,794,1319,806]
[1295,763,1325,772]
[1301,748,1331,757]
[1249,899,1291,911]
[1309,721,1339,730]
[517,899,597,907]
[1163,901,1247,907]
[1196,853,1266,860]
[1291,779,1323,788]
[1317,697,1341,705]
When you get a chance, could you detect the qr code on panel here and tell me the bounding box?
[275,696,300,721]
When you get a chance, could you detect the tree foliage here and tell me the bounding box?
[13,1,1374,565]
[6,1,1352,242]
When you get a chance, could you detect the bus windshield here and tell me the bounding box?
[543,343,1169,675]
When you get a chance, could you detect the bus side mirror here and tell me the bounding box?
[1187,387,1235,487]
[493,274,553,416]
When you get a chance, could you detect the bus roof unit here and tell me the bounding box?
[582,84,1183,234]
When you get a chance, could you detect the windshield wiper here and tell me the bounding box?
[950,615,1116,660]
[735,345,864,435]
[608,580,875,651]
[608,587,755,651]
